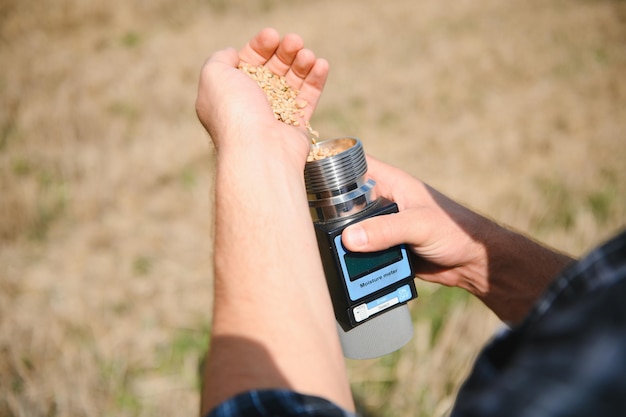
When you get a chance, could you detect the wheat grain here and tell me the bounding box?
[239,62,320,142]
[306,145,340,162]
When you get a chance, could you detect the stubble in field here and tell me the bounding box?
[1,0,625,416]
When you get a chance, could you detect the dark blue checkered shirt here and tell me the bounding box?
[207,230,626,417]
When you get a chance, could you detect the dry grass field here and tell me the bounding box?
[1,0,625,416]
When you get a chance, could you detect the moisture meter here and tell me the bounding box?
[304,137,418,359]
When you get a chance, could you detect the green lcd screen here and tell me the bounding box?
[344,247,403,281]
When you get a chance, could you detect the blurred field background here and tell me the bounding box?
[1,0,625,416]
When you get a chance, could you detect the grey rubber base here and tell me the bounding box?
[337,304,414,359]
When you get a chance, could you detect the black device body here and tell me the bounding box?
[314,197,417,331]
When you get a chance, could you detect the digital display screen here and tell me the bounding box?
[344,247,403,281]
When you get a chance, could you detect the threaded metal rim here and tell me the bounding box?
[304,137,367,194]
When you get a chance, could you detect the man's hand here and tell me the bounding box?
[342,156,574,324]
[239,28,329,124]
[195,28,328,160]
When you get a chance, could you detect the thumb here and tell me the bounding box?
[207,47,240,67]
[342,211,414,252]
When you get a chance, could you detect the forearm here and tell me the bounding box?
[202,133,353,414]
[473,220,575,324]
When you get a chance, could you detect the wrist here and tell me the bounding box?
[216,122,311,170]
[474,222,574,324]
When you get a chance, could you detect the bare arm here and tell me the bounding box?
[342,156,575,324]
[196,29,354,415]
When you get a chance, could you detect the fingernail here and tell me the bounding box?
[347,225,368,247]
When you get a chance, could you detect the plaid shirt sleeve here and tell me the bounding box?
[206,389,359,417]
[451,229,626,417]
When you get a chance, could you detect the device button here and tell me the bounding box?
[398,284,412,302]
[353,304,369,322]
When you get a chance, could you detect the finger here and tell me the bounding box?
[363,155,409,205]
[238,27,280,66]
[284,48,316,90]
[412,261,462,288]
[297,57,329,118]
[303,57,329,93]
[342,210,420,252]
[263,32,305,76]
